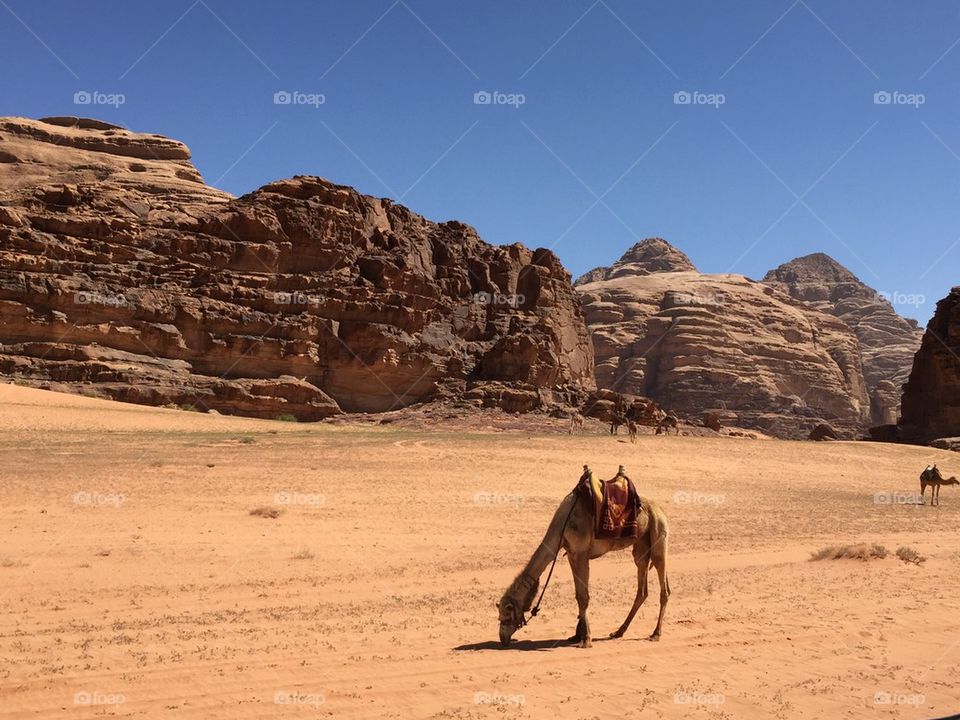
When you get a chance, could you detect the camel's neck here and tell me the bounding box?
[505,493,576,611]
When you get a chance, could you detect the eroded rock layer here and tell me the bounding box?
[763,253,923,425]
[576,239,870,439]
[0,116,594,419]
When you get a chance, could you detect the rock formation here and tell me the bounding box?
[762,253,923,425]
[0,116,594,419]
[900,287,960,442]
[576,239,871,439]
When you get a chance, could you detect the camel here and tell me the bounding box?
[627,420,638,443]
[920,465,959,506]
[569,412,584,434]
[497,467,670,648]
[609,412,627,435]
[656,414,679,435]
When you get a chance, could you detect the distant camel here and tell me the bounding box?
[569,412,584,434]
[627,420,638,443]
[497,466,670,648]
[656,415,679,435]
[610,412,627,435]
[920,465,959,506]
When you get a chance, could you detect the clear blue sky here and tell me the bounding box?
[3,0,959,321]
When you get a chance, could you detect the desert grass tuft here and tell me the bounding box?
[810,543,888,561]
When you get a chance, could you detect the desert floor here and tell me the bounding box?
[1,384,958,719]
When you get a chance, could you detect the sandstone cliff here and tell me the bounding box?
[576,239,871,438]
[900,287,960,442]
[0,116,594,419]
[762,253,923,425]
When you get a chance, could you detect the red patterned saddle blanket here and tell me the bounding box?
[576,467,641,539]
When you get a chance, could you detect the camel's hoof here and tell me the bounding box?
[609,630,624,639]
[578,638,593,648]
[649,633,661,642]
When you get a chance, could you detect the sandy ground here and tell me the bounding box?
[1,384,959,719]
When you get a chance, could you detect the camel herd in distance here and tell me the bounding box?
[566,394,957,507]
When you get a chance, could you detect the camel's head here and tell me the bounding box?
[496,595,521,646]
[497,576,538,646]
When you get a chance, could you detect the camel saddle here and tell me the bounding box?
[576,467,641,539]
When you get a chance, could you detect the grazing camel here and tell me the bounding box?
[656,414,679,435]
[497,467,670,648]
[920,465,959,506]
[627,420,638,443]
[569,412,584,434]
[610,412,627,435]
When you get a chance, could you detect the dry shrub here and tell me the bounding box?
[810,543,888,561]
[291,547,314,560]
[895,546,926,565]
[249,506,283,519]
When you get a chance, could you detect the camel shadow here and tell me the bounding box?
[454,635,645,652]
[454,638,576,652]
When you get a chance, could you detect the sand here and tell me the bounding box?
[1,383,958,719]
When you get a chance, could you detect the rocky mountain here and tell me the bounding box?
[0,116,594,419]
[900,287,960,442]
[576,239,871,439]
[762,253,923,426]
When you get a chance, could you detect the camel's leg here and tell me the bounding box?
[921,482,926,505]
[649,547,670,640]
[610,539,650,639]
[566,552,592,648]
